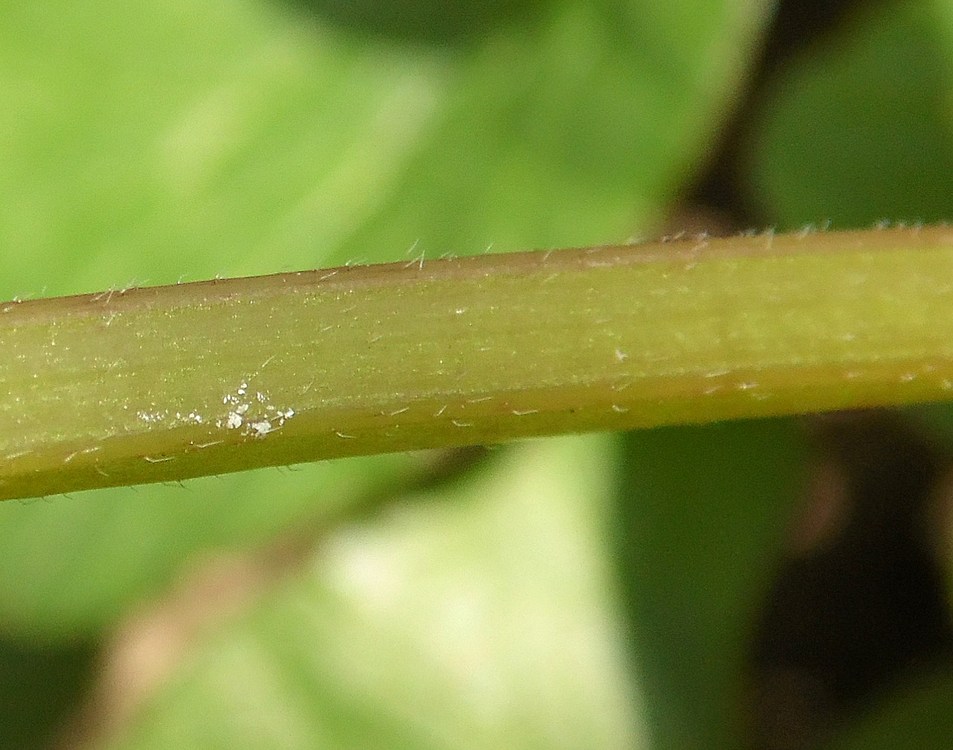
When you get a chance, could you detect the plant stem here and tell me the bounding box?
[3,226,953,500]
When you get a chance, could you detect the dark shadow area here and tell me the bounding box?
[284,0,545,46]
[0,634,99,749]
[747,412,953,749]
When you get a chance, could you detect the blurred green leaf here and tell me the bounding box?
[613,420,806,749]
[0,0,770,300]
[342,0,775,254]
[0,0,452,297]
[102,436,644,750]
[0,456,417,640]
[745,0,953,229]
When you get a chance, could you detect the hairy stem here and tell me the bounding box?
[3,226,953,499]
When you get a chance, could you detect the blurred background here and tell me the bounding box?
[2,0,953,747]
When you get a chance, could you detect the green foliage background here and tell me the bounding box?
[1,0,952,747]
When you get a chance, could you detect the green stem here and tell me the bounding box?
[3,226,953,500]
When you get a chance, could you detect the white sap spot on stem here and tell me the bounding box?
[215,375,296,439]
[139,409,206,429]
[249,420,273,438]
